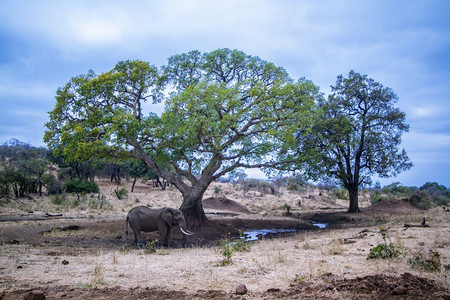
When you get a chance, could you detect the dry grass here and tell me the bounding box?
[0,179,449,295]
[1,222,448,293]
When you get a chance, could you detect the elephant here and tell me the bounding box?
[126,206,194,247]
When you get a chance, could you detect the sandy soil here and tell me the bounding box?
[0,179,449,299]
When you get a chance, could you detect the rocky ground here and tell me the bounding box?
[0,180,449,299]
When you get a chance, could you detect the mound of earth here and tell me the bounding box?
[274,272,450,299]
[4,272,448,299]
[366,198,422,214]
[203,197,250,214]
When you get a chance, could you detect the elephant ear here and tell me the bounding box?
[161,209,173,226]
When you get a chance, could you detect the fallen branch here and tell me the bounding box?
[404,217,429,228]
[403,223,429,228]
[44,212,63,217]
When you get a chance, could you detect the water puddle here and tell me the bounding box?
[242,229,297,241]
[242,221,328,241]
[309,220,328,229]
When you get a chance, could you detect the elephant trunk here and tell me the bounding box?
[179,226,194,236]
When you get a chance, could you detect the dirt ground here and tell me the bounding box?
[0,180,449,299]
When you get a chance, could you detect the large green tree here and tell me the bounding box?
[45,49,320,225]
[300,71,412,212]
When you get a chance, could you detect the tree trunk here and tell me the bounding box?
[180,195,208,228]
[347,187,360,213]
[131,177,137,192]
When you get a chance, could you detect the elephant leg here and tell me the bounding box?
[166,228,172,247]
[182,234,187,248]
[133,230,144,248]
[159,226,170,247]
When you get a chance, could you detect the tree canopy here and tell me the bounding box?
[44,49,320,225]
[299,71,412,212]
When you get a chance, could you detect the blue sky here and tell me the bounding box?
[1,0,449,187]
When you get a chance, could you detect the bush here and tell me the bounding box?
[42,174,61,195]
[241,179,277,195]
[144,240,158,254]
[213,186,222,194]
[408,250,441,272]
[51,194,67,205]
[65,179,99,194]
[217,231,251,266]
[370,191,388,204]
[51,193,80,208]
[382,182,412,197]
[114,187,128,200]
[334,188,348,200]
[367,227,403,260]
[409,191,432,210]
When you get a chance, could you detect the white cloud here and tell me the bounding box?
[411,106,439,118]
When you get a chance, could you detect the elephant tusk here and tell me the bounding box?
[180,227,195,236]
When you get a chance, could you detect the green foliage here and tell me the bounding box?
[333,188,348,200]
[382,182,412,196]
[408,250,441,272]
[114,187,128,200]
[51,193,67,205]
[119,243,131,254]
[419,182,450,206]
[374,181,449,209]
[367,227,403,260]
[44,49,320,223]
[409,191,432,210]
[281,203,292,215]
[370,190,388,204]
[65,179,99,194]
[241,179,277,195]
[219,240,234,266]
[0,139,50,197]
[50,193,81,208]
[213,186,222,194]
[42,173,61,195]
[300,71,412,212]
[144,240,158,254]
[217,231,251,266]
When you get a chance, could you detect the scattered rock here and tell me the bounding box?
[24,290,46,300]
[0,290,5,300]
[62,260,69,265]
[235,284,248,295]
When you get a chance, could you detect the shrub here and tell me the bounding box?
[42,173,61,195]
[409,191,432,210]
[408,250,441,272]
[114,187,128,200]
[217,231,251,266]
[144,240,158,254]
[213,186,222,194]
[287,183,299,192]
[281,203,292,215]
[65,179,99,194]
[367,227,403,260]
[382,182,412,197]
[334,188,348,200]
[51,193,81,208]
[370,191,388,204]
[51,194,67,205]
[241,179,277,195]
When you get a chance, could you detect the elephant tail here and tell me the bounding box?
[125,216,129,236]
